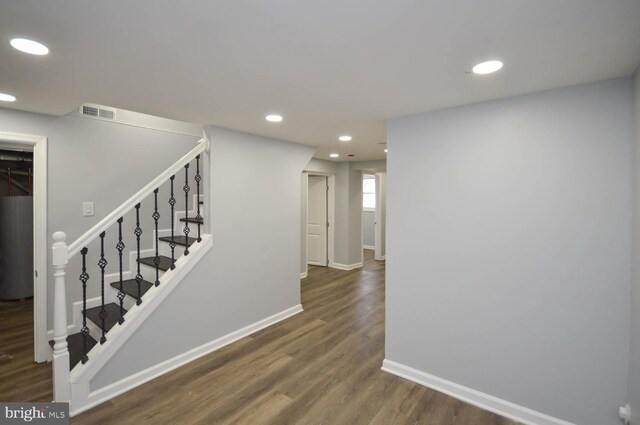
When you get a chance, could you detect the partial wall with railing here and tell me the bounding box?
[51,138,212,408]
[70,125,314,415]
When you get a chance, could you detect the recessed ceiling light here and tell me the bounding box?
[0,93,16,102]
[265,114,283,122]
[384,149,388,153]
[472,60,503,75]
[330,153,339,158]
[339,135,352,142]
[10,38,49,55]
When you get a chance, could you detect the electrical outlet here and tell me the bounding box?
[83,202,94,217]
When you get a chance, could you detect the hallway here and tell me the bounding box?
[73,250,514,424]
[1,252,515,424]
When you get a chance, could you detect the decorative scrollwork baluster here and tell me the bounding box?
[134,203,143,305]
[169,176,176,270]
[195,155,202,243]
[79,247,90,364]
[153,188,160,286]
[98,232,108,344]
[183,163,190,256]
[116,218,125,324]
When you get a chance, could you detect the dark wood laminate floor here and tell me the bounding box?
[0,299,52,402]
[1,252,517,424]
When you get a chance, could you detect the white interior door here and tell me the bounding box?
[307,176,328,266]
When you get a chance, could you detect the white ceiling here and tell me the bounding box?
[1,0,639,161]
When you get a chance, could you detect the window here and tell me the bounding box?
[363,175,376,211]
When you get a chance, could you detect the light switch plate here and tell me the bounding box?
[83,202,94,217]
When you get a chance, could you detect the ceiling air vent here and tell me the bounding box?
[78,104,117,121]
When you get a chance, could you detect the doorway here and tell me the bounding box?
[0,132,48,363]
[362,172,386,261]
[307,175,328,266]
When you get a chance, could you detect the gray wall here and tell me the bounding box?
[630,66,640,424]
[334,162,363,266]
[93,126,314,389]
[352,160,387,172]
[305,158,338,175]
[386,78,632,425]
[0,107,201,326]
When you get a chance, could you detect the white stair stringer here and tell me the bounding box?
[67,233,212,415]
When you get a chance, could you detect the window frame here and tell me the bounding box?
[362,174,376,212]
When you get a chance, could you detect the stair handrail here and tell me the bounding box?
[67,137,208,259]
[50,134,208,404]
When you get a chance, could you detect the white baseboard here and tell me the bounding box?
[71,303,303,416]
[381,360,574,425]
[363,245,375,250]
[300,271,308,279]
[332,262,363,271]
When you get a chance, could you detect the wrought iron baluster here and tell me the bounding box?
[169,176,176,270]
[195,155,202,243]
[134,203,143,305]
[116,218,125,324]
[79,247,90,364]
[153,188,160,286]
[98,232,108,344]
[183,164,190,256]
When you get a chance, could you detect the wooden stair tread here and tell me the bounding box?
[138,255,175,271]
[179,217,203,224]
[85,303,126,334]
[110,278,153,299]
[49,333,97,369]
[159,236,197,247]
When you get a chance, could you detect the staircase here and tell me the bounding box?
[48,226,199,370]
[49,138,212,413]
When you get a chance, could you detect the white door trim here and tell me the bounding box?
[306,175,328,266]
[374,173,385,261]
[327,175,335,268]
[303,173,335,269]
[0,131,48,363]
[374,173,381,260]
[301,172,309,279]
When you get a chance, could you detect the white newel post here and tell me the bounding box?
[51,231,71,402]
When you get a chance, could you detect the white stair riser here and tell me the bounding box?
[174,210,203,230]
[121,293,138,311]
[138,263,166,283]
[85,320,102,343]
[106,286,139,311]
